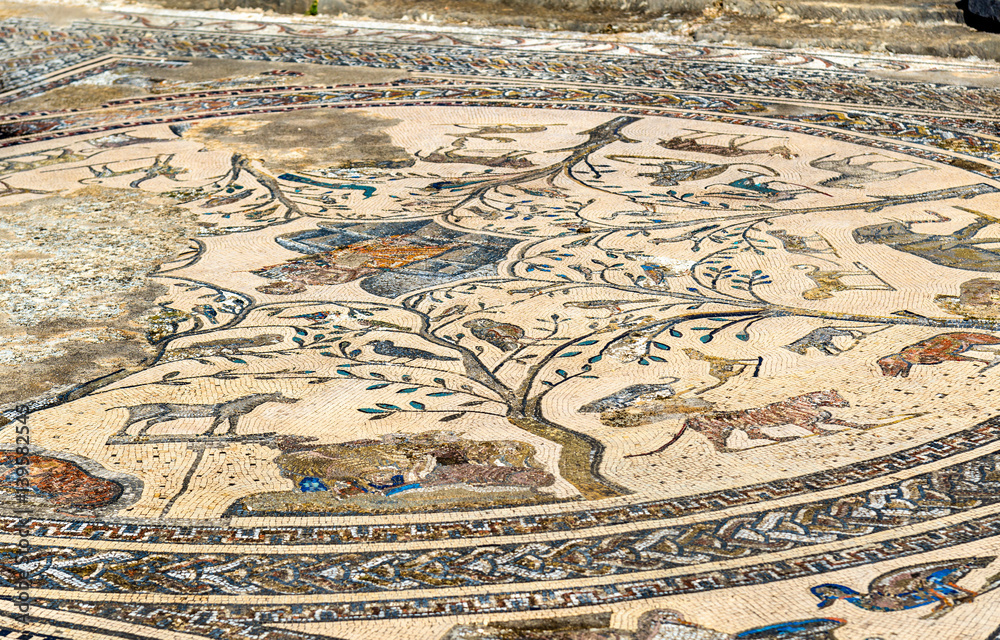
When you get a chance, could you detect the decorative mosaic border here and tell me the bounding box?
[1,19,1000,116]
[24,516,1000,630]
[3,422,1000,597]
[2,414,998,545]
[3,14,1000,636]
[2,83,999,188]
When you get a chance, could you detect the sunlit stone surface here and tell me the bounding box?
[1,6,1000,639]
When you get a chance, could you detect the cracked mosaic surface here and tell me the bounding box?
[2,7,1000,640]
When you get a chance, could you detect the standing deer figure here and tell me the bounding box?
[658,131,795,159]
[113,392,298,438]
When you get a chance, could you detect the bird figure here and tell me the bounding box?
[290,311,331,325]
[462,319,525,352]
[635,610,846,640]
[563,298,659,316]
[810,556,996,619]
[367,340,459,362]
[641,263,684,284]
[731,618,845,640]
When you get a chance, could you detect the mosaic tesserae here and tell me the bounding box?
[1,6,1000,640]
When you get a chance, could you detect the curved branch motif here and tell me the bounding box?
[12,114,1000,512]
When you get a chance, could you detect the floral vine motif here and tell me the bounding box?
[24,115,1000,506]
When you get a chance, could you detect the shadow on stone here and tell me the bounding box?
[959,0,1000,32]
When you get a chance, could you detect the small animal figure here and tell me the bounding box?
[448,124,548,144]
[0,148,93,174]
[682,348,758,392]
[877,332,1000,377]
[639,610,845,640]
[811,556,996,619]
[358,319,412,332]
[809,153,928,189]
[418,124,547,169]
[367,339,459,362]
[463,205,500,220]
[579,382,678,413]
[768,229,839,259]
[594,395,714,430]
[435,304,469,319]
[794,263,895,300]
[112,392,298,438]
[418,148,535,169]
[170,333,283,359]
[784,327,867,356]
[563,298,659,315]
[626,156,728,187]
[658,131,795,159]
[935,278,1000,319]
[84,154,187,188]
[626,390,872,457]
[202,189,254,209]
[463,318,526,352]
[260,69,305,77]
[853,207,1000,272]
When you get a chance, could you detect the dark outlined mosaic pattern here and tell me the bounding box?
[2,8,1000,640]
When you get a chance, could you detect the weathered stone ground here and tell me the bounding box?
[0,0,998,414]
[0,15,411,411]
[2,3,1000,639]
[0,189,199,410]
[138,0,1000,60]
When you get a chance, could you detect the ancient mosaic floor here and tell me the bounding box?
[2,5,1000,639]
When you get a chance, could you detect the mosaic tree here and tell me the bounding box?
[66,114,1000,500]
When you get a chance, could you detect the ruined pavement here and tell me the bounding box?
[1,1,1000,639]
